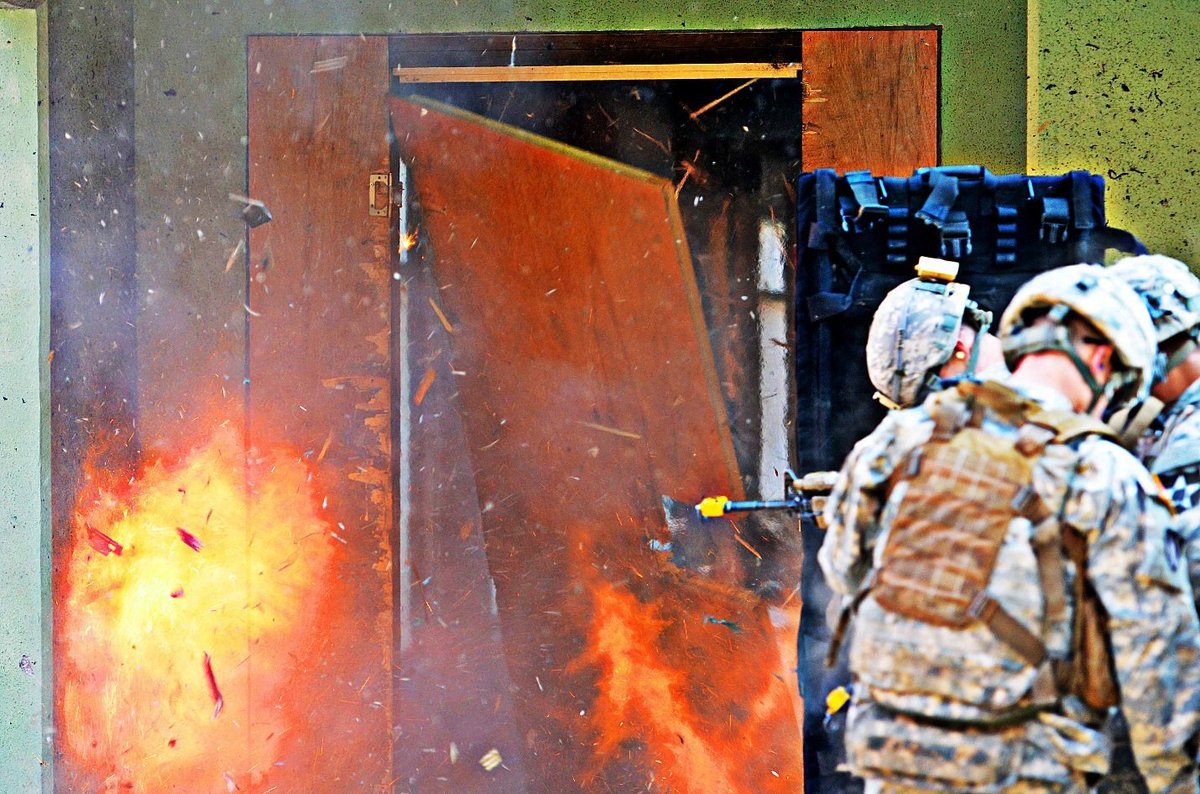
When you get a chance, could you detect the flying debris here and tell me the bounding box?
[228,193,273,228]
[479,748,503,772]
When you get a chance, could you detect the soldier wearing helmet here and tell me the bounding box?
[1109,254,1200,512]
[820,264,1200,792]
[999,264,1158,416]
[866,257,1007,409]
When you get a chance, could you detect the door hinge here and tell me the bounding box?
[369,172,392,217]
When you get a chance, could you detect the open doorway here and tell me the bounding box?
[380,31,936,791]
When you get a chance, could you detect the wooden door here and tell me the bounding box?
[234,28,939,793]
[246,35,394,790]
[801,29,939,172]
[389,93,802,792]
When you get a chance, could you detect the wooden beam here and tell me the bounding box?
[394,61,799,83]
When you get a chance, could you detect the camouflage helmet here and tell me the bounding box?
[1109,254,1200,374]
[999,264,1158,407]
[866,259,991,408]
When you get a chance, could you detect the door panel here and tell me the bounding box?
[246,34,393,790]
[390,94,803,791]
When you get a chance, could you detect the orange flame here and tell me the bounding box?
[58,427,337,792]
[585,581,740,791]
[577,578,803,792]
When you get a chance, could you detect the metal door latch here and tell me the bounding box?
[369,172,392,217]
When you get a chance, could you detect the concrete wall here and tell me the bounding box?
[1028,0,1200,260]
[0,6,50,791]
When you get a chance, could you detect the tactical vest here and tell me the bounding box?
[831,380,1118,726]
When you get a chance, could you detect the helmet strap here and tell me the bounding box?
[1004,324,1109,409]
[1062,342,1109,413]
[963,301,993,379]
[1165,335,1199,373]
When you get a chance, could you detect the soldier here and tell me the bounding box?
[1111,255,1200,675]
[866,256,1007,410]
[1109,254,1200,510]
[815,258,1008,793]
[819,264,1200,792]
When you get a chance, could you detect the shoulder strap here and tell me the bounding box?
[952,378,1040,422]
[1059,524,1121,709]
[1106,397,1164,451]
[1026,409,1117,444]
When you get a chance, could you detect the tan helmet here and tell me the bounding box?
[1109,254,1200,374]
[999,264,1159,408]
[866,258,991,408]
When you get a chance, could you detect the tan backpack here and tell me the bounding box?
[830,380,1118,713]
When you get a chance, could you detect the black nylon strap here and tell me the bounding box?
[807,291,853,322]
[845,169,886,222]
[1070,171,1096,230]
[814,168,840,240]
[805,237,867,322]
[915,170,960,228]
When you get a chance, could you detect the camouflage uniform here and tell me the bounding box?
[1130,367,1200,645]
[820,266,1200,793]
[1112,256,1200,515]
[1112,255,1200,610]
[1143,380,1200,579]
[1140,377,1200,503]
[820,384,1200,792]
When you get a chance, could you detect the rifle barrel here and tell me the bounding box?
[722,499,797,512]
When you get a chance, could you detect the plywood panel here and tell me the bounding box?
[390,94,802,791]
[247,35,392,790]
[802,29,939,173]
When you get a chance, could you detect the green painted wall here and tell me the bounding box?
[130,0,1026,447]
[1029,0,1200,261]
[0,7,50,791]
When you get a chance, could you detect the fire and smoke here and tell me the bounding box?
[58,427,337,792]
[583,581,742,791]
[568,529,804,792]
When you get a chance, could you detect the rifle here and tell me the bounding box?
[658,469,837,575]
[696,469,838,527]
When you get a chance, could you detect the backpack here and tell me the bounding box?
[831,380,1119,722]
